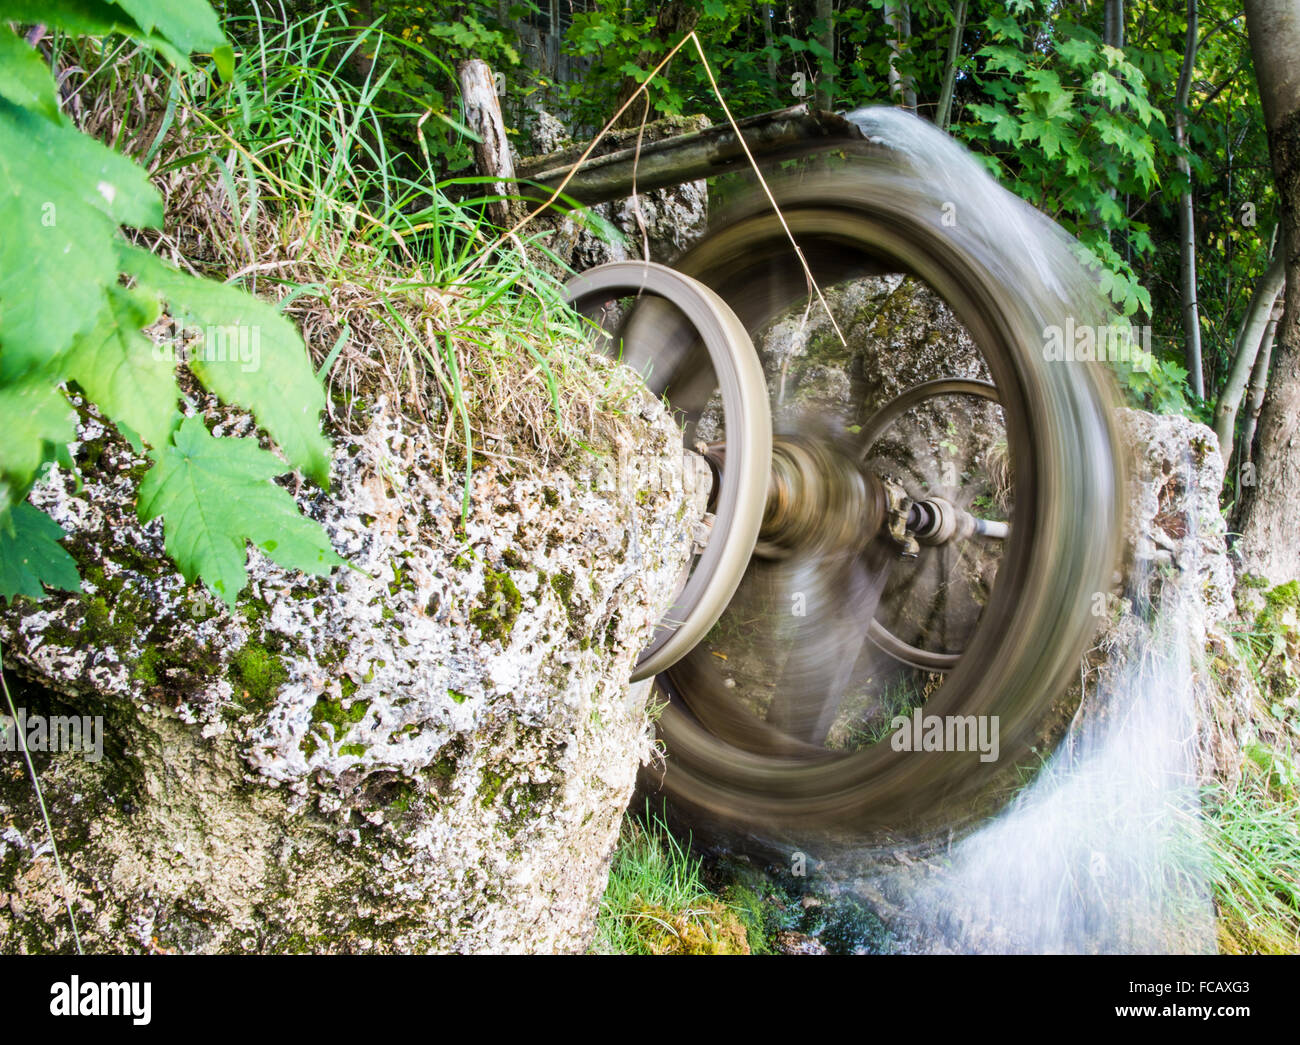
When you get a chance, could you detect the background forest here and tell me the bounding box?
[320,1,1275,439]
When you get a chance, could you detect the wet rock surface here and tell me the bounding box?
[0,382,704,953]
[1109,408,1247,785]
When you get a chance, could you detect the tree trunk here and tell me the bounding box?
[1104,0,1125,48]
[1213,254,1285,456]
[1239,299,1282,475]
[1099,0,1124,238]
[1175,0,1204,399]
[1236,0,1300,582]
[901,3,917,111]
[813,0,835,111]
[883,1,916,111]
[458,59,516,227]
[763,4,778,93]
[612,2,700,129]
[935,0,968,131]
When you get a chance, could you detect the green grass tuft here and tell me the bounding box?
[592,807,749,955]
[1205,777,1300,954]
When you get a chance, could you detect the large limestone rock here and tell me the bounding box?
[0,382,704,953]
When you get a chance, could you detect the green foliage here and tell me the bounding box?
[1152,0,1274,413]
[198,2,627,521]
[137,416,342,605]
[836,0,954,110]
[63,285,176,450]
[0,21,59,117]
[119,245,331,484]
[956,17,1163,321]
[0,0,338,608]
[563,0,772,129]
[1206,778,1300,954]
[540,1,1218,411]
[0,88,161,382]
[292,1,1265,419]
[222,1,527,174]
[593,806,750,955]
[1212,581,1300,952]
[949,0,1269,414]
[0,503,81,604]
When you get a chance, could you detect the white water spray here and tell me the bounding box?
[881,550,1216,954]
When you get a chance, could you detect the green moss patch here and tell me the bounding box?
[231,644,290,713]
[470,570,521,643]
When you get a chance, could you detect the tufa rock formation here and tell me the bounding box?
[1,383,706,953]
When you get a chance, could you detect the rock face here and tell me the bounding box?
[0,383,704,953]
[1107,408,1248,784]
[521,114,711,270]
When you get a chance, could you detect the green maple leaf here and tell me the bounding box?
[0,0,233,77]
[1130,91,1162,128]
[119,244,331,486]
[985,15,1026,44]
[1024,68,1065,98]
[1018,112,1067,157]
[583,20,617,48]
[1090,70,1129,110]
[978,44,1028,76]
[0,26,59,119]
[112,0,223,54]
[112,0,235,79]
[0,1,144,37]
[1056,35,1096,69]
[1130,227,1155,256]
[1063,148,1091,177]
[0,502,80,604]
[968,102,1021,145]
[64,285,180,450]
[0,378,76,516]
[1094,192,1125,226]
[0,98,162,382]
[137,416,342,607]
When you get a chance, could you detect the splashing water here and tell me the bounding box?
[875,552,1216,954]
[842,107,1098,310]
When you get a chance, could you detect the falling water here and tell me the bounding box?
[842,106,1102,314]
[807,111,1216,953]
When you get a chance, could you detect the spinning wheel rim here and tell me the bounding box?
[646,179,1123,840]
